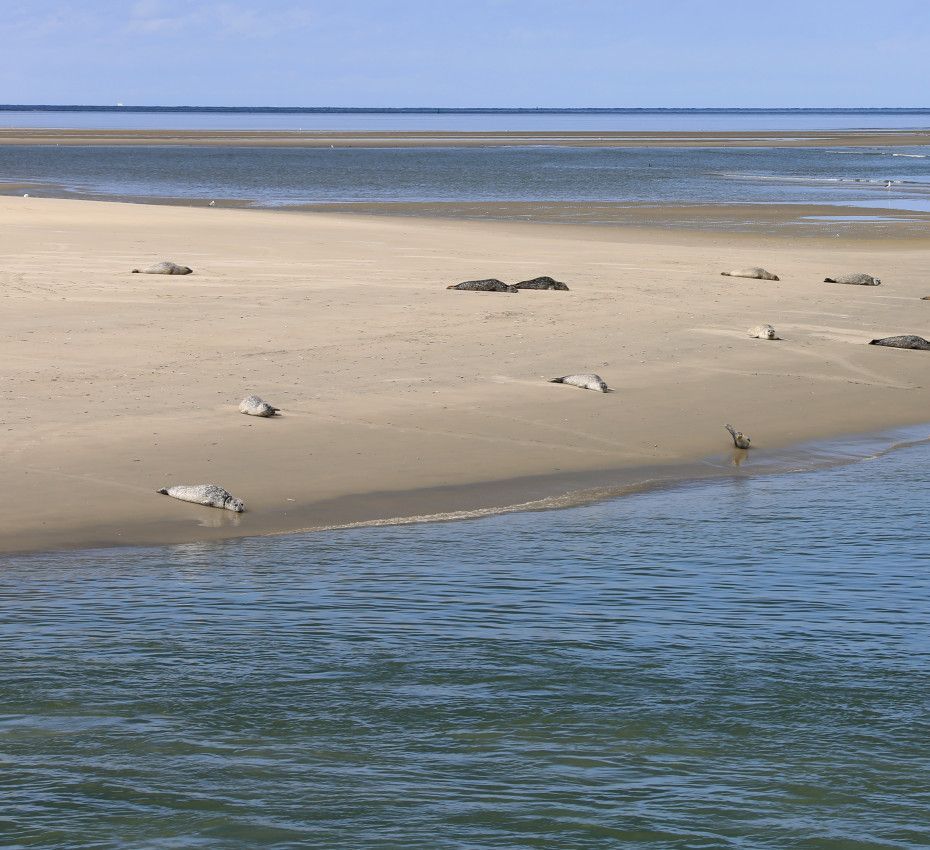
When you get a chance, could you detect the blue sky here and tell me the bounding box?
[2,0,928,107]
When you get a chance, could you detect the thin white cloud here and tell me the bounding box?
[123,2,317,39]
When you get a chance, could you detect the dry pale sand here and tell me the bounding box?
[2,196,929,554]
[2,128,930,148]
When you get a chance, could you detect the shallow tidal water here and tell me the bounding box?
[2,439,930,849]
[2,143,929,212]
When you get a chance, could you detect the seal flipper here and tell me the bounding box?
[156,487,169,494]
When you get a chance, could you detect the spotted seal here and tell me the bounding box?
[132,261,193,275]
[720,267,779,281]
[868,335,930,350]
[447,279,518,293]
[748,324,779,340]
[824,273,880,286]
[549,373,609,392]
[157,484,245,512]
[725,424,751,449]
[514,276,570,291]
[239,395,280,417]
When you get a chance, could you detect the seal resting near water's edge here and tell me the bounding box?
[514,276,570,291]
[869,335,930,351]
[824,273,880,286]
[157,484,245,512]
[132,261,193,275]
[748,324,779,340]
[549,374,609,392]
[239,395,279,417]
[720,267,779,281]
[725,424,751,449]
[447,279,518,293]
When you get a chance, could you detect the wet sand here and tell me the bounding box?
[2,196,929,554]
[3,187,928,242]
[296,201,930,240]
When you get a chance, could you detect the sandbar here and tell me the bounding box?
[1,196,929,554]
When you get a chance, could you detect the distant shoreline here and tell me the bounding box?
[2,127,930,147]
[4,105,930,113]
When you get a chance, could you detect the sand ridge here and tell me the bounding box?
[1,196,928,553]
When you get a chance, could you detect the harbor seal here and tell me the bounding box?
[514,276,570,291]
[549,373,609,392]
[725,424,751,449]
[720,267,779,281]
[239,395,279,417]
[824,273,880,286]
[748,324,779,340]
[868,335,930,350]
[132,261,193,275]
[157,484,245,512]
[447,279,518,293]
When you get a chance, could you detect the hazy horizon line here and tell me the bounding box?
[2,105,930,114]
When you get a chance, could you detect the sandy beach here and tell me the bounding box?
[1,195,929,554]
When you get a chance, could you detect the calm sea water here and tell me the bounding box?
[3,440,930,849]
[2,107,930,132]
[2,143,929,210]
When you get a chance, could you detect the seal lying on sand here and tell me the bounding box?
[824,273,880,286]
[157,484,245,512]
[549,373,609,392]
[720,267,779,281]
[447,279,518,293]
[132,261,193,275]
[514,276,570,291]
[869,335,930,350]
[725,424,751,449]
[748,324,779,340]
[239,395,279,417]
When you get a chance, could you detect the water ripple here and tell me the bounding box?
[2,443,930,847]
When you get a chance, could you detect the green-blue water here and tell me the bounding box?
[3,440,930,848]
